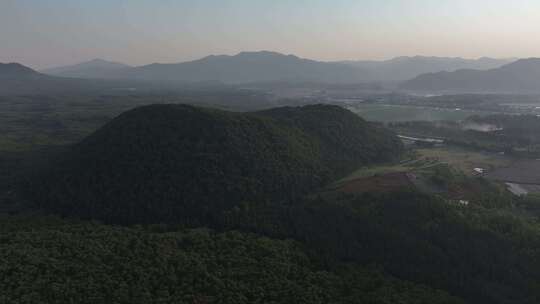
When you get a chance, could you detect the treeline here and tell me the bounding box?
[424,163,515,209]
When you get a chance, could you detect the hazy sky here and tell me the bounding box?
[1,0,540,69]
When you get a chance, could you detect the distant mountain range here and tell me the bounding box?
[339,56,515,82]
[41,59,131,79]
[0,62,142,95]
[0,62,42,78]
[39,51,515,84]
[0,62,66,94]
[40,51,368,84]
[5,52,539,94]
[401,58,540,93]
[123,51,371,83]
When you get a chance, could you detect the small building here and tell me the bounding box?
[473,168,485,175]
[458,200,469,206]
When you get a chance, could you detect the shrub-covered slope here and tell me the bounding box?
[32,104,402,224]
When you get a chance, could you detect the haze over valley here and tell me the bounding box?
[39,52,516,84]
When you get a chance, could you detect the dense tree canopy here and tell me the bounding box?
[258,104,403,175]
[0,215,462,304]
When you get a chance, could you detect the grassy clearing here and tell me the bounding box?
[337,155,442,183]
[335,145,512,190]
[416,146,511,175]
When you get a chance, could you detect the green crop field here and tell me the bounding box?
[335,145,512,188]
[348,104,493,122]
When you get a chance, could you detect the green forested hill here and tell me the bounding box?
[29,104,402,225]
[257,104,403,175]
[16,103,540,303]
[213,188,540,304]
[287,191,540,304]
